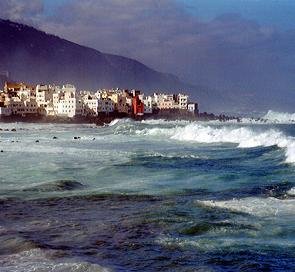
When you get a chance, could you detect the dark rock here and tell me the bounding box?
[23,180,85,192]
[35,140,39,143]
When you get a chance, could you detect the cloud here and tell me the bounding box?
[37,1,279,67]
[39,0,203,69]
[1,0,295,110]
[0,0,43,25]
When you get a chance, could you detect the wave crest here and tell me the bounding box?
[262,110,295,123]
[136,123,295,164]
[108,118,132,127]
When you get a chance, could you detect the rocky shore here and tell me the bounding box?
[0,110,240,126]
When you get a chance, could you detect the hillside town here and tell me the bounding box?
[0,82,199,118]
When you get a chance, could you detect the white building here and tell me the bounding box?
[23,99,38,114]
[82,95,99,116]
[143,95,153,114]
[152,93,177,109]
[57,94,76,117]
[178,94,189,110]
[18,88,35,101]
[8,97,37,116]
[36,84,55,107]
[54,84,78,117]
[152,93,162,105]
[187,103,198,114]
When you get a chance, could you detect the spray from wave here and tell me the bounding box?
[262,110,295,123]
[108,118,132,127]
[135,123,295,164]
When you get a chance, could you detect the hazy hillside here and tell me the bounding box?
[0,19,228,112]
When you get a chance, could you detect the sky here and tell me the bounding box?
[179,0,295,29]
[42,0,295,30]
[43,0,70,15]
[2,1,295,69]
[38,0,295,30]
[1,0,295,111]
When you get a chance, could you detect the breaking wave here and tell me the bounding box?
[262,110,295,123]
[136,123,295,164]
[141,119,190,125]
[108,118,132,127]
[287,187,295,196]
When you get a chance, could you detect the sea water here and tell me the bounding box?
[1,112,295,271]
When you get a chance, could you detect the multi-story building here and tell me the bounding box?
[187,102,199,114]
[36,84,55,107]
[132,95,144,116]
[23,99,38,114]
[1,82,38,116]
[9,98,38,115]
[158,94,178,109]
[116,95,129,113]
[142,95,153,114]
[178,93,189,110]
[0,81,196,118]
[82,94,99,116]
[55,84,77,117]
[97,98,114,114]
[152,92,189,110]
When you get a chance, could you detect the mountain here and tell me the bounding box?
[0,19,227,112]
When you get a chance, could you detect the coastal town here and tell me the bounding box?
[0,82,199,119]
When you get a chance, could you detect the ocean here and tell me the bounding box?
[1,111,295,271]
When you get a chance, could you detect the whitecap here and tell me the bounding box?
[169,123,295,164]
[287,187,295,196]
[141,119,190,125]
[108,118,132,127]
[0,248,112,272]
[144,152,201,159]
[134,122,295,164]
[262,110,295,124]
[196,197,295,217]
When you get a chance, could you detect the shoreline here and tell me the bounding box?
[0,111,240,126]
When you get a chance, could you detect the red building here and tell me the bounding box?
[132,95,144,116]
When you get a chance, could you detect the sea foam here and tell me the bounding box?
[287,187,295,196]
[108,118,132,126]
[0,248,111,272]
[136,123,295,164]
[197,197,295,217]
[262,110,295,124]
